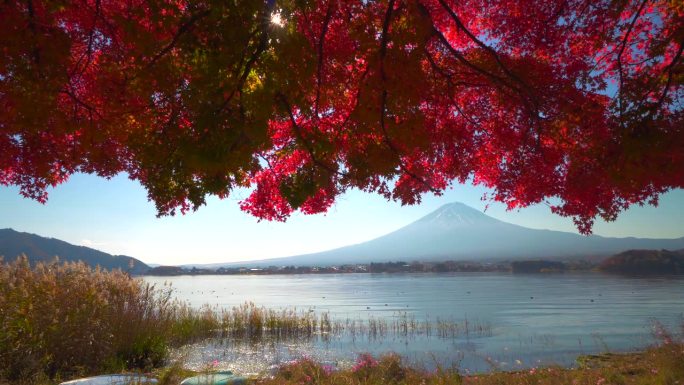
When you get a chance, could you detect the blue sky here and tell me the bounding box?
[1,173,683,265]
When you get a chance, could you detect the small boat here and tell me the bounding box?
[59,374,158,385]
[180,371,247,385]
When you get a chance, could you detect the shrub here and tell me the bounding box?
[259,353,463,385]
[0,256,217,381]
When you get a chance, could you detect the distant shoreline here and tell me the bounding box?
[142,259,598,276]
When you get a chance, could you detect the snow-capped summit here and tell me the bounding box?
[418,202,498,227]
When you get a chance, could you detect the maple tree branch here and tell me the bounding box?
[436,0,532,94]
[424,48,481,128]
[378,0,394,143]
[144,9,211,71]
[414,1,521,96]
[424,47,488,88]
[429,29,520,94]
[71,0,101,77]
[615,0,649,124]
[377,2,400,159]
[275,92,345,178]
[436,0,541,117]
[257,152,277,175]
[314,2,334,117]
[215,28,260,114]
[340,66,371,131]
[376,2,439,195]
[437,0,545,143]
[218,0,276,114]
[237,28,269,91]
[654,42,683,113]
[428,20,546,153]
[60,88,104,121]
[26,0,42,69]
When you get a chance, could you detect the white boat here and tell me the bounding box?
[59,374,158,385]
[180,371,247,385]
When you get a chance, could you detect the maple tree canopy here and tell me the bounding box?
[0,0,682,233]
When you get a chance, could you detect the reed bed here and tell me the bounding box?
[218,303,319,339]
[0,257,217,382]
[213,302,491,342]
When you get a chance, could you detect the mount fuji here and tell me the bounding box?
[250,202,684,266]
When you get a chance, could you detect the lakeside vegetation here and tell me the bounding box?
[0,257,487,383]
[2,256,683,385]
[0,256,217,382]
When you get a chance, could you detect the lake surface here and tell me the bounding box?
[142,273,684,375]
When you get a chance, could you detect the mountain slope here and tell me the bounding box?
[252,203,684,266]
[0,228,149,274]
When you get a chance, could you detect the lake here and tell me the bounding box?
[142,272,684,375]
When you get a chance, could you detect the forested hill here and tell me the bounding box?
[0,228,149,275]
[600,249,684,275]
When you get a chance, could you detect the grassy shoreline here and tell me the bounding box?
[1,343,682,385]
[152,344,683,385]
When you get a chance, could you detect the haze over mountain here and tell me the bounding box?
[213,202,684,267]
[0,228,149,274]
